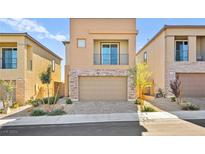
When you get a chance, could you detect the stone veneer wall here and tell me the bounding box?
[165,62,205,94]
[70,68,136,101]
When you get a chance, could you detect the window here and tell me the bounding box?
[52,60,55,72]
[101,43,119,65]
[175,40,189,61]
[77,39,86,48]
[2,48,17,69]
[144,52,147,63]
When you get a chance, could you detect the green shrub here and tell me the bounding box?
[47,109,66,116]
[135,99,143,105]
[42,96,59,105]
[30,109,47,116]
[11,102,19,109]
[141,106,157,112]
[171,97,176,102]
[0,109,3,114]
[30,99,42,107]
[182,104,200,111]
[66,98,72,104]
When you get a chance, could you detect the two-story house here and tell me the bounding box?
[0,33,62,104]
[136,25,205,97]
[64,19,137,101]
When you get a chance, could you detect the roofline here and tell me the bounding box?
[62,41,70,45]
[0,33,62,60]
[136,25,205,56]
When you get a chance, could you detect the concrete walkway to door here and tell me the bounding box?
[64,101,137,114]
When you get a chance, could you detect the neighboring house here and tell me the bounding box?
[136,25,205,97]
[64,19,137,101]
[0,33,62,104]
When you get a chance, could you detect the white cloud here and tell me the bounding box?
[0,18,66,41]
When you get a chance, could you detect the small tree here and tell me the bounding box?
[40,66,52,105]
[129,63,152,106]
[0,80,15,114]
[169,75,181,104]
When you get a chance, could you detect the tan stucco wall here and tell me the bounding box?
[0,35,61,103]
[136,32,166,92]
[66,18,136,69]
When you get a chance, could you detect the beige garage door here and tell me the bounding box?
[177,73,205,97]
[79,77,127,101]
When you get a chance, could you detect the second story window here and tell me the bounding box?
[101,43,119,65]
[2,48,17,69]
[175,40,189,61]
[77,39,86,48]
[144,52,147,63]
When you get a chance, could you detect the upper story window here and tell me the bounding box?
[144,52,147,63]
[175,40,189,61]
[1,48,17,69]
[101,43,119,65]
[77,39,86,48]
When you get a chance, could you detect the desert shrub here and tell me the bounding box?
[182,104,200,111]
[47,109,66,116]
[11,102,19,109]
[42,96,59,105]
[66,98,72,104]
[141,106,157,112]
[170,97,176,102]
[30,99,42,107]
[135,99,143,105]
[30,109,47,116]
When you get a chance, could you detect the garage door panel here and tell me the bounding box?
[178,73,205,97]
[79,77,127,101]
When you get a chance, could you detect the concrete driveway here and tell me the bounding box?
[65,101,137,114]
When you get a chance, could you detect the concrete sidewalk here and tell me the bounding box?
[0,113,139,126]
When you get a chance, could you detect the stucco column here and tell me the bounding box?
[188,36,197,62]
[16,78,26,105]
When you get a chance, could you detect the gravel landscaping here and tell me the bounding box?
[3,98,137,118]
[150,97,205,112]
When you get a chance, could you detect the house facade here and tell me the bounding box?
[64,19,137,101]
[0,33,62,104]
[136,25,205,97]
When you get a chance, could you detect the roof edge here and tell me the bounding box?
[137,25,205,56]
[0,33,62,60]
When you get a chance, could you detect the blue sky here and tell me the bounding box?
[1,18,205,80]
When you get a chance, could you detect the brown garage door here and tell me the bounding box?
[177,73,205,97]
[79,77,127,101]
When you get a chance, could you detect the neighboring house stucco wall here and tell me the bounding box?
[0,34,61,104]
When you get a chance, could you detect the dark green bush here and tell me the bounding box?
[47,109,66,116]
[0,109,3,114]
[171,97,176,102]
[30,109,47,116]
[182,104,200,111]
[42,96,59,105]
[11,102,19,109]
[141,106,157,112]
[30,99,42,107]
[66,98,72,104]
